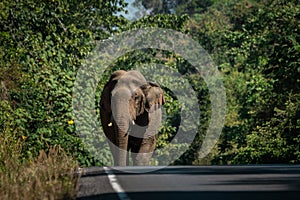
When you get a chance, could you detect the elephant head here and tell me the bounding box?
[100,70,164,166]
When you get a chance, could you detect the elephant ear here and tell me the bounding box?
[142,82,165,113]
[129,88,146,121]
[148,81,165,106]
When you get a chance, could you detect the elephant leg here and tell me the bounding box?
[101,120,118,164]
[100,112,118,165]
[130,136,156,166]
[133,109,161,165]
[128,109,160,166]
[103,116,129,166]
[109,120,128,166]
[107,126,119,166]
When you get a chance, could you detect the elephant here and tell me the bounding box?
[100,70,165,166]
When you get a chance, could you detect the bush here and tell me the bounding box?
[0,125,80,200]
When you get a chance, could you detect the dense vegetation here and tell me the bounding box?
[132,0,300,164]
[0,0,299,195]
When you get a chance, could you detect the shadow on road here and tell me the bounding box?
[78,191,300,200]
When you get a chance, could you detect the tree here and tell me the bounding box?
[209,0,300,164]
[0,0,128,166]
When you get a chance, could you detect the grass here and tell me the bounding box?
[0,127,80,200]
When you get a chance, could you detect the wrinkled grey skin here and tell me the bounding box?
[100,70,164,166]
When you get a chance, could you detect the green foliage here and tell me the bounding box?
[232,94,300,164]
[121,13,189,31]
[203,0,300,164]
[0,123,79,200]
[1,0,299,170]
[138,0,214,15]
[175,0,214,15]
[0,0,127,166]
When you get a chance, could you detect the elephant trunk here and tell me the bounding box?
[111,89,132,166]
[114,125,128,166]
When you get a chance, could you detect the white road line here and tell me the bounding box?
[103,167,131,200]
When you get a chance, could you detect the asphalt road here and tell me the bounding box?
[77,165,300,200]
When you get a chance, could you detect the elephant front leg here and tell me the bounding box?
[100,112,119,166]
[130,136,156,166]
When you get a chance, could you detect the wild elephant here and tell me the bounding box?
[100,70,164,166]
